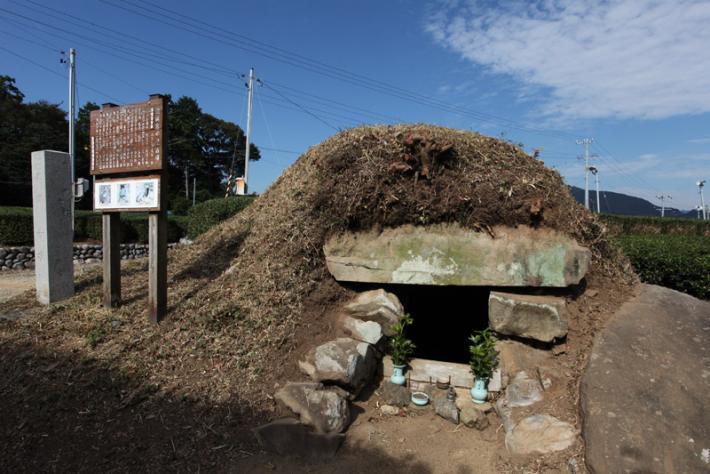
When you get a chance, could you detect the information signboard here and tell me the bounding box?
[89,96,165,175]
[89,94,168,323]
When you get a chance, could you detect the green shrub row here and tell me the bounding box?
[0,207,34,245]
[614,234,709,299]
[186,196,255,239]
[0,207,188,245]
[600,214,709,236]
[0,196,254,245]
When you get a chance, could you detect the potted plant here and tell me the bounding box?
[389,313,415,385]
[468,328,498,404]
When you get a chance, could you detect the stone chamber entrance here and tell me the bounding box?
[347,282,490,363]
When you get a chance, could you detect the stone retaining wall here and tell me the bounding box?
[0,243,182,271]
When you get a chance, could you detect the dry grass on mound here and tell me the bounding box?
[0,125,636,438]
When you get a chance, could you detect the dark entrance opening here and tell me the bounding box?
[345,283,490,363]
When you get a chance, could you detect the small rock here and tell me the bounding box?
[380,382,411,407]
[461,406,490,430]
[552,343,567,356]
[470,401,493,413]
[380,404,400,416]
[487,369,503,392]
[506,371,543,407]
[537,367,552,390]
[505,414,576,455]
[253,418,344,460]
[12,262,24,270]
[586,289,599,298]
[432,392,459,424]
[495,398,514,433]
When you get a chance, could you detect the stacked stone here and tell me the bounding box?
[119,243,149,260]
[0,246,35,270]
[256,289,404,459]
[1,242,185,270]
[73,244,103,264]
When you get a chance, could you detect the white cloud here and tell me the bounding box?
[688,137,710,144]
[426,0,710,121]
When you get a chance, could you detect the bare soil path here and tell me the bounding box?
[0,269,35,304]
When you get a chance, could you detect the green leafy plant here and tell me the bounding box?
[469,328,499,381]
[389,313,415,366]
[86,325,106,348]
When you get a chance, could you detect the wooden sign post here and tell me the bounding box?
[90,95,168,322]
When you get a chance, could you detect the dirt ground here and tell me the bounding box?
[0,269,35,304]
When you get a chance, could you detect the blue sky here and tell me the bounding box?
[1,0,709,210]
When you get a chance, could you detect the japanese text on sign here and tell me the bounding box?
[89,96,165,175]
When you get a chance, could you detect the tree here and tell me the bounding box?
[74,102,99,209]
[0,80,260,209]
[167,96,259,210]
[0,76,67,206]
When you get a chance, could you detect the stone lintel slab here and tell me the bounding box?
[324,224,591,287]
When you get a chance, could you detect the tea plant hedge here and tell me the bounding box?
[0,207,188,245]
[186,196,255,239]
[614,234,709,299]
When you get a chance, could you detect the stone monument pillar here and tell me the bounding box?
[31,150,74,304]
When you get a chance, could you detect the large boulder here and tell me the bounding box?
[582,285,710,474]
[253,418,345,459]
[275,382,351,434]
[324,224,591,287]
[298,338,377,395]
[341,289,404,336]
[505,414,576,455]
[489,291,568,342]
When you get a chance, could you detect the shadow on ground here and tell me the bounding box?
[0,339,434,473]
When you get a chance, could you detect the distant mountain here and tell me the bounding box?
[568,186,697,218]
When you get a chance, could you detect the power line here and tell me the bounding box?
[263,83,340,132]
[0,45,121,102]
[0,12,371,128]
[12,0,402,126]
[96,0,581,140]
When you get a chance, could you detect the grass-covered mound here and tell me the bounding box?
[0,125,636,465]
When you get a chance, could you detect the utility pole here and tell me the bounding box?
[656,194,671,218]
[240,67,255,195]
[589,166,600,213]
[68,48,76,186]
[576,138,594,210]
[698,180,707,220]
[61,48,77,228]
